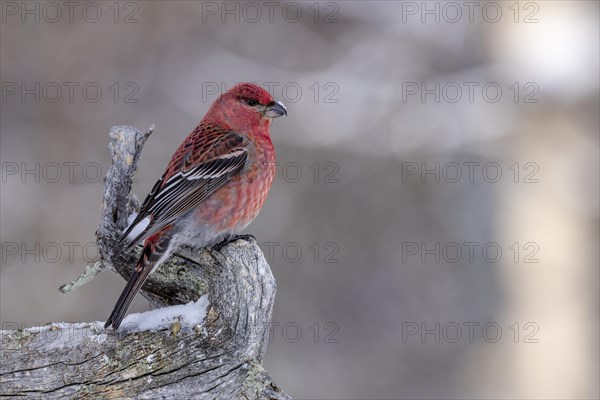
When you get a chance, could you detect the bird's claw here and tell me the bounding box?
[211,234,255,252]
[234,234,256,243]
[211,235,232,252]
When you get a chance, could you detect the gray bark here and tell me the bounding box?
[0,125,289,399]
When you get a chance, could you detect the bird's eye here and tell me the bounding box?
[244,98,258,107]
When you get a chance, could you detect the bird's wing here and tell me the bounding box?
[120,130,248,249]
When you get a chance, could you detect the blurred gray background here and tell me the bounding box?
[1,1,598,398]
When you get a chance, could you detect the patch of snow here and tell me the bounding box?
[0,322,108,350]
[20,322,91,332]
[119,295,209,332]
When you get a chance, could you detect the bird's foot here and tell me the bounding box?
[211,234,232,252]
[234,234,256,243]
[211,234,255,252]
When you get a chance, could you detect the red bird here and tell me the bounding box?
[104,83,287,329]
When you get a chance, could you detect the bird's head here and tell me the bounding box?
[206,82,287,132]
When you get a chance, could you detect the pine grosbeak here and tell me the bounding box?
[104,83,287,329]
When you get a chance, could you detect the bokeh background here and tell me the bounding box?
[1,1,598,398]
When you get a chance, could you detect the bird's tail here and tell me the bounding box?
[104,234,172,330]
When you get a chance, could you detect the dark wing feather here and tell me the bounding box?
[120,177,163,243]
[120,132,247,249]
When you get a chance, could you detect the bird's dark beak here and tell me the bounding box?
[264,101,287,118]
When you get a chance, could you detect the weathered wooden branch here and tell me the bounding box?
[0,126,289,399]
